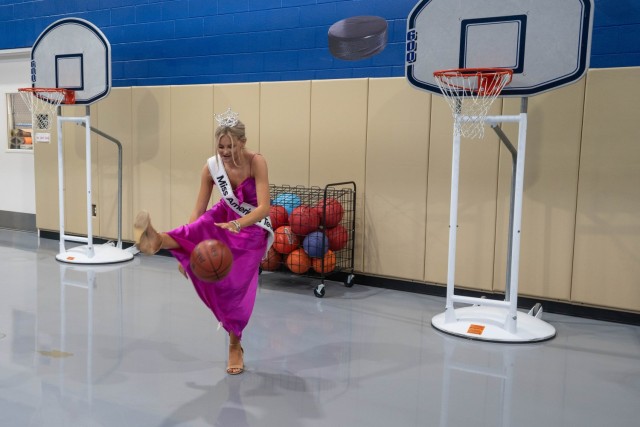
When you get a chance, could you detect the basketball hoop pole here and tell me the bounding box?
[433,97,556,342]
[56,107,95,257]
[55,106,133,264]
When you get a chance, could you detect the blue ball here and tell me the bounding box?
[302,231,329,258]
[273,193,301,215]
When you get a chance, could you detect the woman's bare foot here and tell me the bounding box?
[178,264,188,279]
[134,210,162,255]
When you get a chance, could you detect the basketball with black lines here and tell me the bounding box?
[190,239,233,282]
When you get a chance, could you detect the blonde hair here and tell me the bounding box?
[215,120,246,142]
[215,120,247,167]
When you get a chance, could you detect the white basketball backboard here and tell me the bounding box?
[31,18,111,105]
[406,0,593,97]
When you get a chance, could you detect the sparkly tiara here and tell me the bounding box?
[214,107,239,128]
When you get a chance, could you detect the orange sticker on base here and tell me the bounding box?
[66,256,75,260]
[467,324,485,335]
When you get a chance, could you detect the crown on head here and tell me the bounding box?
[214,107,239,128]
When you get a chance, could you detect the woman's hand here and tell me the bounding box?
[215,221,241,233]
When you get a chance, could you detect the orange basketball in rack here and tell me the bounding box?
[260,246,282,271]
[289,205,320,236]
[273,226,299,254]
[286,248,311,274]
[269,205,288,230]
[315,198,344,228]
[190,239,233,282]
[325,224,349,251]
[312,250,336,274]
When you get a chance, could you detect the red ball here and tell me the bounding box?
[315,198,344,228]
[326,224,349,251]
[286,248,311,274]
[269,205,288,230]
[260,246,282,271]
[273,225,299,254]
[289,205,320,236]
[190,239,233,282]
[312,249,336,274]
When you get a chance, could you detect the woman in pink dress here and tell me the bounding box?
[134,110,272,375]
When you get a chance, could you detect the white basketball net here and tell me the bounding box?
[434,69,513,139]
[18,89,68,131]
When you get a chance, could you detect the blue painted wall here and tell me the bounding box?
[0,0,637,87]
[592,0,640,67]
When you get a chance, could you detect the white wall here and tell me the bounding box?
[0,48,34,214]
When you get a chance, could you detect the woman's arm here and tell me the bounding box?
[235,154,270,229]
[189,164,214,223]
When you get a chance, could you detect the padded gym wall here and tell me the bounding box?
[31,70,640,313]
[572,67,640,312]
[495,82,586,301]
[364,77,430,281]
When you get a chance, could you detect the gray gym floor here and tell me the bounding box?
[1,228,639,427]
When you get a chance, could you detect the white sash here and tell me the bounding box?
[207,156,274,255]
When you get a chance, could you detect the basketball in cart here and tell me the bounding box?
[264,181,356,298]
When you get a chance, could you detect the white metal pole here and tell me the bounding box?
[84,111,94,258]
[57,112,66,255]
[445,122,461,323]
[505,101,528,333]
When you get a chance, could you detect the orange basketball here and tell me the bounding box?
[312,249,336,274]
[286,248,311,274]
[190,239,233,282]
[260,246,282,271]
[289,205,320,236]
[315,198,344,228]
[325,224,349,251]
[273,225,299,254]
[269,205,288,230]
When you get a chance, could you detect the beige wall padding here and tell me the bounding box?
[495,81,586,300]
[571,68,640,311]
[170,85,214,229]
[132,87,172,236]
[364,78,430,280]
[310,79,368,272]
[33,70,640,313]
[259,81,311,187]
[214,83,260,151]
[95,88,133,241]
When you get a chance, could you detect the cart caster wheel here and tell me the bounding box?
[344,274,355,288]
[314,284,325,298]
[258,267,263,275]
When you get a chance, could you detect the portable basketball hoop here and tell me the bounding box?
[433,68,513,139]
[431,69,553,342]
[405,0,594,344]
[18,88,75,131]
[25,18,133,265]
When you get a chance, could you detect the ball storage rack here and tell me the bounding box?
[266,181,356,298]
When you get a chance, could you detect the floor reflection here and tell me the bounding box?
[0,229,639,427]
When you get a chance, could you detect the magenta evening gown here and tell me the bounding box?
[167,177,268,339]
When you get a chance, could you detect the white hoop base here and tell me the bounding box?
[56,243,134,265]
[432,306,556,343]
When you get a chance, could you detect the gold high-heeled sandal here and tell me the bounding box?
[133,210,162,255]
[227,343,244,375]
